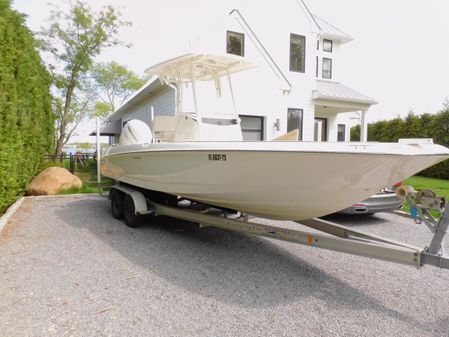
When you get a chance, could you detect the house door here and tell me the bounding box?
[314,117,328,141]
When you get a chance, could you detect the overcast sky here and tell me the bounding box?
[12,0,449,142]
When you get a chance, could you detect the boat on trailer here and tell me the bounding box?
[100,53,449,271]
[101,53,449,220]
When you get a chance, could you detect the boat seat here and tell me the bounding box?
[273,129,299,141]
[153,115,179,142]
[153,114,200,142]
[154,113,242,142]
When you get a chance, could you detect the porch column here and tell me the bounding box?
[360,109,368,142]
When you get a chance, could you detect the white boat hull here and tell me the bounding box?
[101,141,449,220]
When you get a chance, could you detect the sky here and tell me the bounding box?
[12,0,449,143]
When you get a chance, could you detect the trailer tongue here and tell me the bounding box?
[108,184,449,270]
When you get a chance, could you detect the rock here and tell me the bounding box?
[26,167,82,196]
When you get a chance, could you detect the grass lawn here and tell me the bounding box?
[403,175,449,200]
[401,175,449,216]
[57,158,113,195]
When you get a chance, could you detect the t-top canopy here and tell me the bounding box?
[145,53,256,83]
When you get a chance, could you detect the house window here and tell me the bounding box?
[322,58,332,79]
[323,39,333,52]
[316,40,319,50]
[315,57,319,77]
[226,31,245,56]
[289,34,306,73]
[287,108,303,140]
[337,124,346,142]
[240,115,263,141]
[314,117,328,141]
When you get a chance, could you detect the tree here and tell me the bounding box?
[443,97,449,110]
[91,61,147,117]
[39,0,130,155]
[78,142,92,151]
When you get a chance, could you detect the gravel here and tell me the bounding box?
[1,195,449,337]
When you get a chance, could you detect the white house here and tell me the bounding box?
[100,0,377,143]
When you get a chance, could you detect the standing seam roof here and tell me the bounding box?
[314,80,378,105]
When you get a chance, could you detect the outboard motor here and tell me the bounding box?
[119,119,153,145]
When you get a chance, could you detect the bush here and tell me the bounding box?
[0,0,54,213]
[350,110,449,179]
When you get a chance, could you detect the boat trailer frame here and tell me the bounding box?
[110,185,449,270]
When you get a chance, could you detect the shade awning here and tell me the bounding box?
[312,15,353,44]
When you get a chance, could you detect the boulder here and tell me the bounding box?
[26,167,82,196]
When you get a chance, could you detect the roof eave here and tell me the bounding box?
[319,32,353,44]
[105,76,160,123]
[313,93,378,106]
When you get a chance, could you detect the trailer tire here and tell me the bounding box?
[123,194,139,228]
[110,189,124,219]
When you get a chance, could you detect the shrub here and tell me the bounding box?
[0,0,54,213]
[350,110,449,179]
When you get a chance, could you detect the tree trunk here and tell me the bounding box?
[54,79,76,156]
[55,131,66,157]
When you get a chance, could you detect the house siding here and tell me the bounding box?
[122,88,175,125]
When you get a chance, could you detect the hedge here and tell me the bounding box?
[351,109,449,179]
[0,0,54,213]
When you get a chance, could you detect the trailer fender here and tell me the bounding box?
[110,185,148,215]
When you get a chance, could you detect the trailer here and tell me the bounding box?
[108,184,449,270]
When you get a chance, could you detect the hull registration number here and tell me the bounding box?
[208,154,227,161]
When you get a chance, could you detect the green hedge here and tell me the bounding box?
[351,109,449,179]
[0,0,54,213]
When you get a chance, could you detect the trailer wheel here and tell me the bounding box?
[110,189,124,219]
[123,194,139,228]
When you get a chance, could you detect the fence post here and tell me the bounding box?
[69,153,74,174]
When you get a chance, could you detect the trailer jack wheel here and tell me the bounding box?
[123,195,139,228]
[110,189,124,219]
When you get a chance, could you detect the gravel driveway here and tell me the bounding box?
[1,195,448,337]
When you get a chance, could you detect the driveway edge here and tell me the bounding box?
[0,197,25,234]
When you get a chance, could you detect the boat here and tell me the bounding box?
[101,53,449,220]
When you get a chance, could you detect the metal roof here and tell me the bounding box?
[89,119,122,136]
[312,15,353,44]
[314,80,378,105]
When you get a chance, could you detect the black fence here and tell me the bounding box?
[43,152,113,193]
[44,152,96,174]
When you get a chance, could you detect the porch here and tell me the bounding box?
[313,80,378,142]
